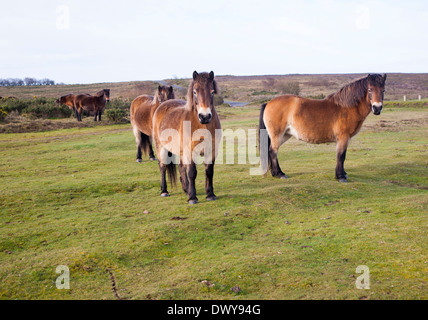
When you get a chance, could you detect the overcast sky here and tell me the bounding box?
[1,0,427,84]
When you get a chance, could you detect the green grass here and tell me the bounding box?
[0,107,427,300]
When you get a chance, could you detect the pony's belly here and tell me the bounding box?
[286,125,334,144]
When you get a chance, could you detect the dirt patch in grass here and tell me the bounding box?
[364,113,428,132]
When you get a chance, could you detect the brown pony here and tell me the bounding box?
[152,71,221,204]
[259,74,387,182]
[74,89,110,121]
[130,85,175,162]
[56,94,77,116]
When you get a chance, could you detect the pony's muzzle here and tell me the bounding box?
[372,103,382,115]
[198,113,212,124]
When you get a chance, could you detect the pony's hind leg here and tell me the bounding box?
[205,162,216,201]
[178,162,189,194]
[335,137,349,182]
[133,126,143,162]
[269,134,290,179]
[148,138,156,161]
[158,161,169,197]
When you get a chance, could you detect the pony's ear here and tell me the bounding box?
[193,71,199,80]
[383,74,387,82]
[213,80,219,94]
[169,86,173,92]
[158,85,162,91]
[209,71,214,80]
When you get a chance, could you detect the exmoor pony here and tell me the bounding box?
[130,85,175,162]
[74,89,110,121]
[259,74,387,182]
[55,94,76,111]
[152,71,221,204]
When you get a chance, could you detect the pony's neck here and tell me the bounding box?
[356,95,371,119]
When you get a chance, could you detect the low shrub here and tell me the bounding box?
[105,108,127,122]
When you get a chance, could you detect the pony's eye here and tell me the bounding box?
[193,90,197,95]
[211,90,215,95]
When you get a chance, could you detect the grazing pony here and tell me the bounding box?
[152,71,221,204]
[130,85,175,162]
[56,94,77,116]
[74,89,110,121]
[259,74,387,182]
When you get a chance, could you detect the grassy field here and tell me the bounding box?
[0,103,427,300]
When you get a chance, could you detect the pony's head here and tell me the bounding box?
[366,74,387,115]
[96,89,110,103]
[188,71,218,124]
[155,85,175,104]
[56,94,70,106]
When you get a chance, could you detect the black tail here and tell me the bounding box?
[139,131,151,156]
[259,103,272,173]
[166,151,177,187]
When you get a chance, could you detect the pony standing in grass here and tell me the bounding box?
[152,71,221,204]
[259,74,387,182]
[74,89,110,122]
[130,85,175,162]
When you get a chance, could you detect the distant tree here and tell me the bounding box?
[24,77,37,86]
[0,77,56,87]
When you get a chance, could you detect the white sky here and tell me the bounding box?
[1,0,427,84]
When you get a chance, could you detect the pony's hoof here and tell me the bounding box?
[279,175,288,179]
[161,192,170,197]
[206,196,216,201]
[188,199,198,205]
[338,178,348,183]
[149,157,156,161]
[136,158,142,163]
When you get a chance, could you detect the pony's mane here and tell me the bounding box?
[326,74,385,108]
[186,72,218,111]
[326,77,368,108]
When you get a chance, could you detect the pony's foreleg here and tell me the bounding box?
[74,108,79,121]
[186,162,198,204]
[335,138,349,182]
[94,110,98,121]
[204,162,216,201]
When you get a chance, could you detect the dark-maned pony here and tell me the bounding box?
[74,89,110,121]
[130,85,175,162]
[152,71,221,204]
[259,74,387,182]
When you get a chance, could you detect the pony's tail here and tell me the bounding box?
[259,103,271,174]
[139,131,151,156]
[166,151,177,187]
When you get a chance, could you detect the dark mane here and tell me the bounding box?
[186,72,218,111]
[326,74,386,108]
[326,77,368,108]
